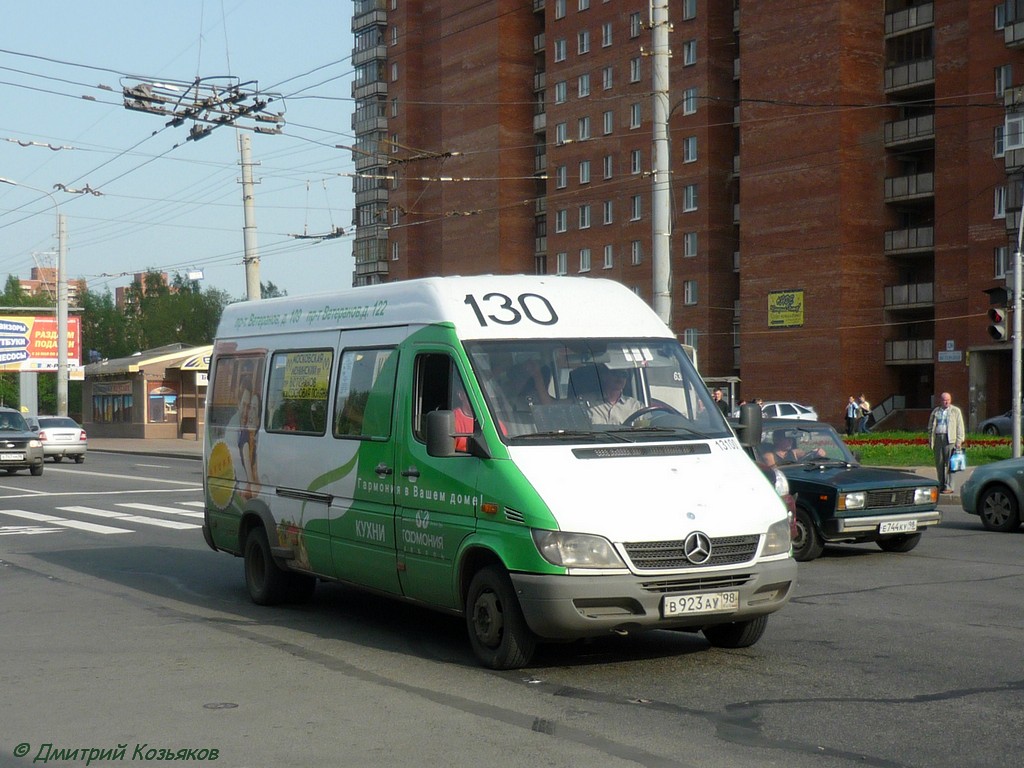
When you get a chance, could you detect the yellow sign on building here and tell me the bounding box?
[768,289,805,328]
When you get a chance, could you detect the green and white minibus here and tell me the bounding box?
[203,275,796,668]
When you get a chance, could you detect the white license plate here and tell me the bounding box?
[663,591,739,617]
[879,520,918,534]
[54,435,72,442]
[0,453,24,461]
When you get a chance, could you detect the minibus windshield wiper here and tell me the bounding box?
[512,430,620,442]
[606,426,706,439]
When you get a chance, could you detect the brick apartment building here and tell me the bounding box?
[350,0,1024,428]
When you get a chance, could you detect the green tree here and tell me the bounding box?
[261,280,287,299]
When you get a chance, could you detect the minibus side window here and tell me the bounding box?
[334,347,396,439]
[265,349,333,435]
[413,353,474,453]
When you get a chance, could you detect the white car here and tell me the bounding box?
[36,415,88,463]
[760,401,818,421]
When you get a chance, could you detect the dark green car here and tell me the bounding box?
[752,420,940,561]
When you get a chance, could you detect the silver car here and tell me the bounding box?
[960,457,1024,532]
[36,415,88,463]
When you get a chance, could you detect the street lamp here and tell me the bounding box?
[0,177,70,417]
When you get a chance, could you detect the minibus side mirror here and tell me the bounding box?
[734,402,763,450]
[426,410,457,457]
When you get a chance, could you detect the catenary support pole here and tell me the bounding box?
[239,133,262,302]
[650,0,672,326]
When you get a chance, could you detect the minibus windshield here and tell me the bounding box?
[464,339,731,443]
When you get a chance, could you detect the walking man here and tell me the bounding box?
[928,391,965,494]
[845,396,859,436]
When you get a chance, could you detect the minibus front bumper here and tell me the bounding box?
[510,557,797,640]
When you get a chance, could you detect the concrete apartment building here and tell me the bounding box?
[350,0,1024,428]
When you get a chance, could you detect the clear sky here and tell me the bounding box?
[0,1,356,302]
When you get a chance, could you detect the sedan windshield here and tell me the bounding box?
[755,423,856,467]
[464,338,731,443]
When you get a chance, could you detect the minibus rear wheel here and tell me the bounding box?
[466,565,536,670]
[244,526,290,606]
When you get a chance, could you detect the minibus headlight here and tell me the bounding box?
[762,518,793,557]
[532,530,625,568]
[838,491,866,510]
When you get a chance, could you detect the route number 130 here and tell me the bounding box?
[464,292,559,327]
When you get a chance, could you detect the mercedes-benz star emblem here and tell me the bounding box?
[683,531,712,565]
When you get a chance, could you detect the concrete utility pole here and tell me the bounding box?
[239,133,262,302]
[650,0,672,326]
[57,214,68,417]
[1012,209,1022,458]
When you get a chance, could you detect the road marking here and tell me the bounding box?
[179,501,205,508]
[0,509,131,535]
[45,467,201,487]
[57,506,200,530]
[0,525,62,536]
[116,502,204,519]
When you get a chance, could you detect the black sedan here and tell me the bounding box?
[751,420,941,561]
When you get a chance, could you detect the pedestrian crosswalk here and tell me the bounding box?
[0,499,205,536]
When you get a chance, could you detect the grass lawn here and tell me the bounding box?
[844,431,1015,467]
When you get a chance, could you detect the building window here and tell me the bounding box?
[995,245,1009,278]
[555,165,567,189]
[631,240,643,264]
[682,87,697,115]
[603,110,614,134]
[1007,113,1024,150]
[391,241,400,261]
[391,26,398,45]
[554,38,567,62]
[578,116,591,140]
[603,244,614,268]
[995,124,1006,157]
[683,280,698,305]
[996,64,1013,98]
[578,73,591,97]
[603,200,613,224]
[683,40,697,66]
[578,30,590,54]
[684,184,698,212]
[630,148,642,174]
[555,0,566,19]
[579,0,590,9]
[683,328,698,348]
[579,204,591,229]
[630,57,641,83]
[629,103,641,128]
[629,12,642,38]
[601,21,612,46]
[683,231,697,257]
[555,209,567,233]
[997,3,1007,30]
[554,81,567,104]
[630,194,642,220]
[391,62,399,81]
[390,133,399,153]
[995,185,1007,218]
[579,248,591,272]
[603,154,613,178]
[683,136,697,163]
[579,160,591,184]
[555,122,568,144]
[682,0,696,20]
[556,251,568,275]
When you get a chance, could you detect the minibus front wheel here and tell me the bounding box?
[466,565,536,670]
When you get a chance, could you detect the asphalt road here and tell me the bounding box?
[0,451,1020,768]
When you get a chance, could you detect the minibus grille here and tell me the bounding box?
[640,574,752,593]
[622,535,760,570]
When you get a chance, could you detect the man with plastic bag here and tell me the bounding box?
[928,391,965,495]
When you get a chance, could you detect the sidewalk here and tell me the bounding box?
[89,437,203,460]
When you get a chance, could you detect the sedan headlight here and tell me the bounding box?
[915,487,938,505]
[838,491,866,510]
[762,517,793,557]
[532,530,625,568]
[768,467,790,497]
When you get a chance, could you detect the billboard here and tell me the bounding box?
[0,315,82,371]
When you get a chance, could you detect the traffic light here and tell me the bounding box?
[989,306,1009,341]
[984,286,1013,342]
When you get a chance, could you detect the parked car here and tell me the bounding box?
[960,457,1024,531]
[749,419,940,561]
[35,415,87,463]
[0,406,44,476]
[759,401,818,421]
[977,410,1021,436]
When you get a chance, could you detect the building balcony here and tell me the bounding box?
[354,151,384,172]
[884,59,934,95]
[535,236,547,256]
[884,2,933,37]
[355,187,389,206]
[352,0,387,30]
[1006,18,1024,49]
[732,154,740,175]
[352,79,388,100]
[884,172,934,203]
[534,152,547,175]
[885,338,934,365]
[733,57,740,80]
[884,282,934,311]
[533,111,547,133]
[732,203,740,224]
[352,44,387,68]
[885,226,934,255]
[884,113,934,148]
[533,0,545,12]
[534,71,546,92]
[533,32,545,54]
[352,113,388,135]
[1005,147,1024,173]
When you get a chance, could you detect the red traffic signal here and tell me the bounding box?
[988,307,1009,341]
